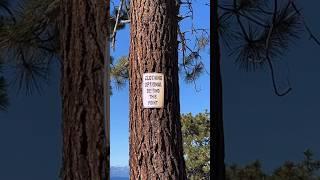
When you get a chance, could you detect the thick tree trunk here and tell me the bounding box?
[212,0,226,179]
[59,0,109,179]
[128,0,187,179]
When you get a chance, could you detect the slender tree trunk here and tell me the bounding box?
[129,0,187,179]
[59,0,109,179]
[212,0,226,179]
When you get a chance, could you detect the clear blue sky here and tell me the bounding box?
[110,0,210,166]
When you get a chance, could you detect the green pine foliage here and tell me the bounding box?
[110,56,128,90]
[1,0,210,98]
[181,110,210,179]
[218,0,320,96]
[0,0,126,96]
[0,0,58,95]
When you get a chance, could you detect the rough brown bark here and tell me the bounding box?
[212,0,226,179]
[129,0,187,179]
[59,0,109,179]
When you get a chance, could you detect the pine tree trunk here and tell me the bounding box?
[128,0,187,179]
[212,0,226,179]
[59,0,109,179]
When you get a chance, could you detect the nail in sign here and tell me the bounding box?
[142,73,164,108]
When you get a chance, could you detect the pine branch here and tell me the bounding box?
[111,0,125,51]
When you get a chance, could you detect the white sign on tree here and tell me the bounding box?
[142,73,164,108]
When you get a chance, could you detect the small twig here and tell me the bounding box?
[236,15,249,40]
[231,0,249,40]
[192,78,201,92]
[0,4,16,23]
[290,0,320,46]
[219,4,269,28]
[256,6,274,15]
[219,11,233,23]
[111,0,125,51]
[265,0,292,96]
[178,26,189,74]
[180,0,193,19]
[238,11,269,28]
[267,57,292,96]
[218,5,233,12]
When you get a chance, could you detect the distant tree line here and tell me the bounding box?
[182,111,320,180]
